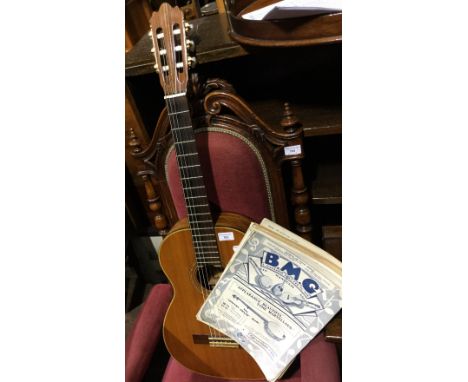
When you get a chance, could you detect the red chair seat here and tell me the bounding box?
[126,284,340,382]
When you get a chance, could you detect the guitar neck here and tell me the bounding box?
[165,94,220,266]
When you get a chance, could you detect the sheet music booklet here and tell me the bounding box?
[197,219,342,381]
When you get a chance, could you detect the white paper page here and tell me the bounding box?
[242,0,342,21]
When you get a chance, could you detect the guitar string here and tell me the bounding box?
[159,25,218,338]
[158,28,213,338]
[164,19,225,339]
[166,99,223,339]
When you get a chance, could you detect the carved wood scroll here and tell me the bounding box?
[128,78,313,240]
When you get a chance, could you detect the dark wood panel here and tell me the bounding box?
[126,13,247,77]
[229,0,341,47]
[322,225,342,261]
[321,226,341,343]
[249,100,341,137]
[311,162,342,205]
[325,312,342,343]
[126,0,153,51]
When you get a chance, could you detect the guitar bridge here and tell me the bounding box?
[192,334,240,348]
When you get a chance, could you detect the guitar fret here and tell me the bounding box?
[168,110,189,115]
[165,95,223,270]
[178,153,198,157]
[175,139,196,144]
[196,256,222,259]
[181,175,203,180]
[180,164,201,169]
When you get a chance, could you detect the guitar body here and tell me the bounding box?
[159,212,264,379]
[149,4,265,378]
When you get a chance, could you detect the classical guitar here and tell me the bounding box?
[150,3,264,379]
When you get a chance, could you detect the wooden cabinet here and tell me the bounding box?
[125,12,341,246]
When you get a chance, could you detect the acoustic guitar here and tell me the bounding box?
[150,3,264,379]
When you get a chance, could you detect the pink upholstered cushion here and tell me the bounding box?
[167,130,271,223]
[162,334,339,382]
[125,284,173,382]
[299,334,341,382]
[162,356,302,382]
[126,284,340,382]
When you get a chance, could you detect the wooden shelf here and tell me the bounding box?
[228,0,341,47]
[310,162,342,205]
[126,13,247,77]
[322,225,342,261]
[248,100,341,137]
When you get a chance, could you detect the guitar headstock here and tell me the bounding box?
[149,3,195,97]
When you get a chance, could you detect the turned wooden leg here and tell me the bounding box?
[281,103,313,242]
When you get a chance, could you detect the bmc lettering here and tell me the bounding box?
[263,252,319,294]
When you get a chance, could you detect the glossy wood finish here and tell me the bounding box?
[126,0,153,51]
[322,225,342,343]
[228,0,341,47]
[159,212,264,379]
[126,13,247,77]
[281,104,312,241]
[311,162,342,205]
[250,100,341,138]
[131,78,311,238]
[321,225,342,261]
[150,3,189,95]
[125,86,171,234]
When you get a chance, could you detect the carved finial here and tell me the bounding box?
[280,102,301,133]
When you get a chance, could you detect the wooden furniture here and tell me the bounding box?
[227,0,342,47]
[126,284,341,382]
[128,77,313,241]
[126,11,341,237]
[125,4,342,349]
[322,225,342,344]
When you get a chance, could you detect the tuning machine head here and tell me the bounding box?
[188,56,197,69]
[184,21,193,34]
[186,39,195,52]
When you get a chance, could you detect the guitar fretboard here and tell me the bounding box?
[166,95,221,267]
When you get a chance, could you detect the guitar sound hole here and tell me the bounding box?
[196,265,224,291]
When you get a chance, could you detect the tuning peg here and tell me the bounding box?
[153,63,159,73]
[186,39,194,51]
[151,47,155,53]
[184,22,193,34]
[148,30,152,37]
[188,56,197,68]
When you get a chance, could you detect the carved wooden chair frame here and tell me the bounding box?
[128,78,312,241]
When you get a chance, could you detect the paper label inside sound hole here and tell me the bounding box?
[218,232,235,241]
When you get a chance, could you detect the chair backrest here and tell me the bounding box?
[132,78,311,239]
[165,127,274,223]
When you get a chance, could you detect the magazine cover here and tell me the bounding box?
[196,219,342,381]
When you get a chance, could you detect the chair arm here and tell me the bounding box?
[299,334,341,382]
[125,284,173,382]
[324,314,342,343]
